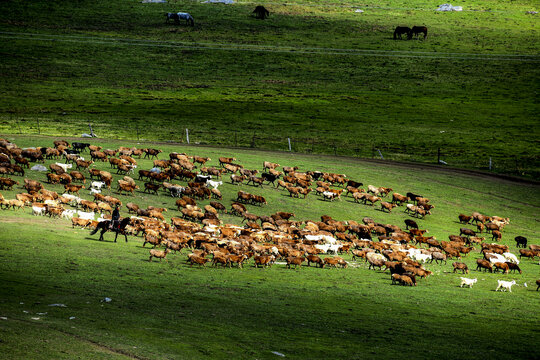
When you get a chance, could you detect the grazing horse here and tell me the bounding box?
[165,12,180,23]
[393,26,411,40]
[411,26,428,40]
[165,12,194,26]
[90,217,131,242]
[253,5,270,19]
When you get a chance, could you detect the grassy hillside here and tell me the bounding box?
[0,134,539,359]
[0,0,539,177]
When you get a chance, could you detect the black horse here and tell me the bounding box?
[411,26,428,40]
[90,217,131,242]
[393,26,411,40]
[253,5,270,20]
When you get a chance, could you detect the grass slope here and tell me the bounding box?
[0,135,539,359]
[0,1,539,177]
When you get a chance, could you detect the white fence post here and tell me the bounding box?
[287,138,291,152]
[186,129,190,144]
[489,157,492,170]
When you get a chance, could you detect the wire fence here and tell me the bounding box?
[1,116,538,180]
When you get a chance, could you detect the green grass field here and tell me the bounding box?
[0,0,539,177]
[0,134,539,359]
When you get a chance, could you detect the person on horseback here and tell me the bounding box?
[110,205,120,230]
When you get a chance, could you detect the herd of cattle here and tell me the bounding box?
[0,138,538,291]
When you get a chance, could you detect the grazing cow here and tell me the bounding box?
[460,277,477,288]
[493,262,510,274]
[519,249,538,260]
[460,228,476,237]
[253,5,270,19]
[453,262,469,274]
[476,259,493,273]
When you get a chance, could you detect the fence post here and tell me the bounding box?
[377,149,384,160]
[489,157,492,171]
[287,138,291,152]
[186,129,190,144]
[437,147,441,163]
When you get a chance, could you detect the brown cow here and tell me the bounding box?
[64,184,84,195]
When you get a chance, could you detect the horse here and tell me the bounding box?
[411,26,428,40]
[393,26,411,40]
[165,12,194,26]
[253,5,270,19]
[90,217,131,242]
[165,12,180,23]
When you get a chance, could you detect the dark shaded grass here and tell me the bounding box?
[0,0,539,177]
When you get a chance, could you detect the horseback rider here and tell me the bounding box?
[110,205,120,230]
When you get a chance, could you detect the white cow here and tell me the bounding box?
[91,181,105,190]
[486,252,506,264]
[32,206,45,216]
[207,180,223,189]
[496,280,517,292]
[460,277,477,288]
[55,162,72,172]
[414,253,432,263]
[61,209,77,219]
[77,210,95,220]
[503,252,519,265]
[61,193,82,206]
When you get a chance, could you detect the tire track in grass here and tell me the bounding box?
[1,31,539,62]
[8,318,150,360]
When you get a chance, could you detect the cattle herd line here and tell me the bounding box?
[0,138,538,291]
